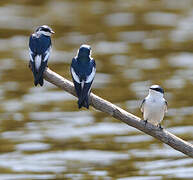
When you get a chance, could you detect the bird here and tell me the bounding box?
[140,85,168,129]
[70,44,96,109]
[29,25,55,86]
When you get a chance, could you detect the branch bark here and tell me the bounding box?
[44,67,193,158]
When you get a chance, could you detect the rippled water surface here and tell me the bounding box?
[0,0,193,179]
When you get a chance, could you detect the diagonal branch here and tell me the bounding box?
[44,67,193,158]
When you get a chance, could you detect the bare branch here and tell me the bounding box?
[44,67,193,158]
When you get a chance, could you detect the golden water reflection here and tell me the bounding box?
[0,0,193,179]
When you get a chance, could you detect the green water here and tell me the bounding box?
[0,0,192,179]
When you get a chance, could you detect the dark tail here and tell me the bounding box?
[34,74,43,86]
[33,73,44,86]
[77,82,91,109]
[33,70,44,86]
[34,76,38,86]
[78,94,89,109]
[83,95,89,109]
[32,61,47,86]
[39,76,44,86]
[30,61,39,86]
[37,61,47,86]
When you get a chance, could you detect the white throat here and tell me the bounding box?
[149,89,163,98]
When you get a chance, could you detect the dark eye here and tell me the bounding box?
[156,88,164,93]
[42,28,51,32]
[156,88,161,91]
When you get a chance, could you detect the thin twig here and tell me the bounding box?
[44,67,193,158]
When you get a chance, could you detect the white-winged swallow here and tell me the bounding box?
[140,85,168,129]
[70,44,96,109]
[29,25,54,86]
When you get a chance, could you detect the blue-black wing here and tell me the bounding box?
[29,35,38,85]
[71,58,81,96]
[78,59,96,108]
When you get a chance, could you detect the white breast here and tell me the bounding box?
[86,67,96,83]
[143,97,166,125]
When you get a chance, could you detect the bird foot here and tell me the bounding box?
[28,62,32,70]
[143,119,148,125]
[158,123,163,130]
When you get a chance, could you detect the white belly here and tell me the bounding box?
[143,99,165,125]
[35,55,41,71]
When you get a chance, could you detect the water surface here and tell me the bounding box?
[0,0,193,179]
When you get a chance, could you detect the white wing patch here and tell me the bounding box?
[43,47,51,62]
[86,67,96,83]
[35,55,42,70]
[71,67,80,83]
[29,48,34,62]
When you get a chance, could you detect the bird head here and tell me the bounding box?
[35,25,55,36]
[149,85,164,96]
[77,44,91,58]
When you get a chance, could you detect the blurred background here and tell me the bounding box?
[0,0,193,179]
